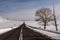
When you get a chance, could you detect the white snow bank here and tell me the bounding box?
[27,25,60,40]
[0,28,12,34]
[34,29,60,39]
[0,21,23,34]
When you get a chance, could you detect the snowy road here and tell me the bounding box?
[0,21,60,40]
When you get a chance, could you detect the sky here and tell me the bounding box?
[0,0,60,21]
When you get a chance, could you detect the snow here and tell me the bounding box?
[0,20,60,40]
[26,21,60,40]
[28,27,60,40]
[0,20,23,34]
[0,21,23,28]
[26,25,60,40]
[0,16,8,22]
[25,21,40,28]
[0,28,12,34]
[25,21,60,32]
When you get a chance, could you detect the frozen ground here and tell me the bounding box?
[0,21,60,40]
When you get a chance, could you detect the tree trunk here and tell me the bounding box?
[55,24,58,31]
[44,23,46,29]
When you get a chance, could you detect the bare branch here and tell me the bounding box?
[35,8,53,29]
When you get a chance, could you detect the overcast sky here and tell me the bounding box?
[0,0,60,21]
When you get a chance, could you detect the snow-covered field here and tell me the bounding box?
[0,20,23,34]
[0,20,60,40]
[25,21,60,32]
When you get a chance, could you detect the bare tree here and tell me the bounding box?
[35,8,53,29]
[52,5,58,31]
[53,13,58,31]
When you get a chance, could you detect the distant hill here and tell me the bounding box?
[0,16,9,22]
